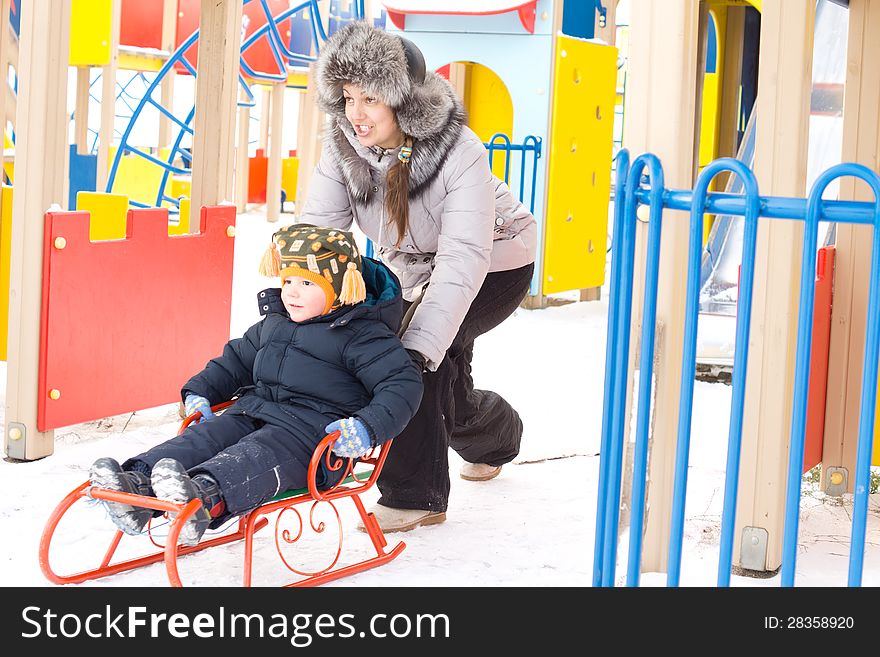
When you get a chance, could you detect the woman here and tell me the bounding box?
[298,21,536,532]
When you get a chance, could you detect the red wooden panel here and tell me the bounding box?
[804,246,836,473]
[247,149,268,203]
[175,0,292,77]
[38,206,236,431]
[120,0,165,50]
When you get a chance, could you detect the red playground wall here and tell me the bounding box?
[38,205,236,431]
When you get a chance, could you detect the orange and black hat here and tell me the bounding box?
[258,224,366,315]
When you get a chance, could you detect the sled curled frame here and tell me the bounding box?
[39,402,404,587]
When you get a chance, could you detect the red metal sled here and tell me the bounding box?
[39,404,404,587]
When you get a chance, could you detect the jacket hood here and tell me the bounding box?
[258,257,404,334]
[315,21,467,203]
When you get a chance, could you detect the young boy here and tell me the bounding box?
[89,225,424,546]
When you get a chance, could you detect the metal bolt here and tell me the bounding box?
[54,237,66,250]
[8,427,22,441]
[830,471,844,486]
[226,226,236,238]
[49,389,61,400]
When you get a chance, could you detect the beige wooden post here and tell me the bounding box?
[158,0,178,150]
[594,0,617,45]
[0,0,11,177]
[447,62,468,102]
[74,67,90,154]
[294,1,332,210]
[623,0,701,574]
[266,81,285,221]
[734,1,815,573]
[295,66,324,210]
[235,87,251,212]
[821,0,880,494]
[259,84,271,152]
[190,0,243,216]
[95,0,121,191]
[4,1,71,460]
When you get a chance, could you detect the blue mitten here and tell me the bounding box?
[325,417,373,458]
[184,394,214,423]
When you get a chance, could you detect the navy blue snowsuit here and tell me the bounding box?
[123,258,423,517]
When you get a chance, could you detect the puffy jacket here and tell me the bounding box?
[298,73,537,370]
[181,258,423,450]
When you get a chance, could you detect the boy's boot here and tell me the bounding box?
[151,458,225,546]
[89,457,155,535]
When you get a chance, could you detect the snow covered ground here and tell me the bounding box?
[1,207,878,588]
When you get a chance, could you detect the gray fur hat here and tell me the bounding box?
[315,21,455,140]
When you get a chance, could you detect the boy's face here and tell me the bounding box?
[281,276,329,322]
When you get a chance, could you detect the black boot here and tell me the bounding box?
[150,458,224,546]
[89,457,154,535]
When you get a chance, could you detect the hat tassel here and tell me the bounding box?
[339,262,366,305]
[258,243,281,277]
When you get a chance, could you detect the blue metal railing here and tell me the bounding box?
[485,133,542,214]
[595,149,880,587]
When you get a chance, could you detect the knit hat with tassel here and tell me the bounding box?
[258,224,367,315]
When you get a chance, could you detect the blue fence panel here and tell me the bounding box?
[596,149,880,587]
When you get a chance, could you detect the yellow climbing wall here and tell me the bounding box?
[463,63,514,182]
[543,37,617,295]
[0,185,11,360]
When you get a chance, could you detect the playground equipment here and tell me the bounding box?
[596,150,880,587]
[384,0,618,301]
[40,405,403,587]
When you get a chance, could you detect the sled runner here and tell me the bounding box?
[39,402,404,587]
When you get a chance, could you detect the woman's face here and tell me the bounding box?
[343,83,404,150]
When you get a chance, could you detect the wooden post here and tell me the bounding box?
[735,1,815,573]
[266,81,285,221]
[95,0,121,192]
[594,0,617,46]
[158,0,178,150]
[822,0,880,495]
[295,65,324,210]
[260,84,271,152]
[623,0,701,574]
[74,67,90,154]
[235,88,251,212]
[4,0,71,460]
[447,62,468,102]
[190,0,243,216]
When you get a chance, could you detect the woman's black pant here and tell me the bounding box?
[378,262,535,513]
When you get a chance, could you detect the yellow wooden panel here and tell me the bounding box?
[543,37,618,295]
[463,62,513,181]
[171,175,192,202]
[76,191,129,241]
[169,197,191,236]
[69,0,112,66]
[3,131,14,184]
[0,185,12,360]
[282,156,299,202]
[118,49,166,72]
[108,146,168,208]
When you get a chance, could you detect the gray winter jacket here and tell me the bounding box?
[299,75,537,369]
